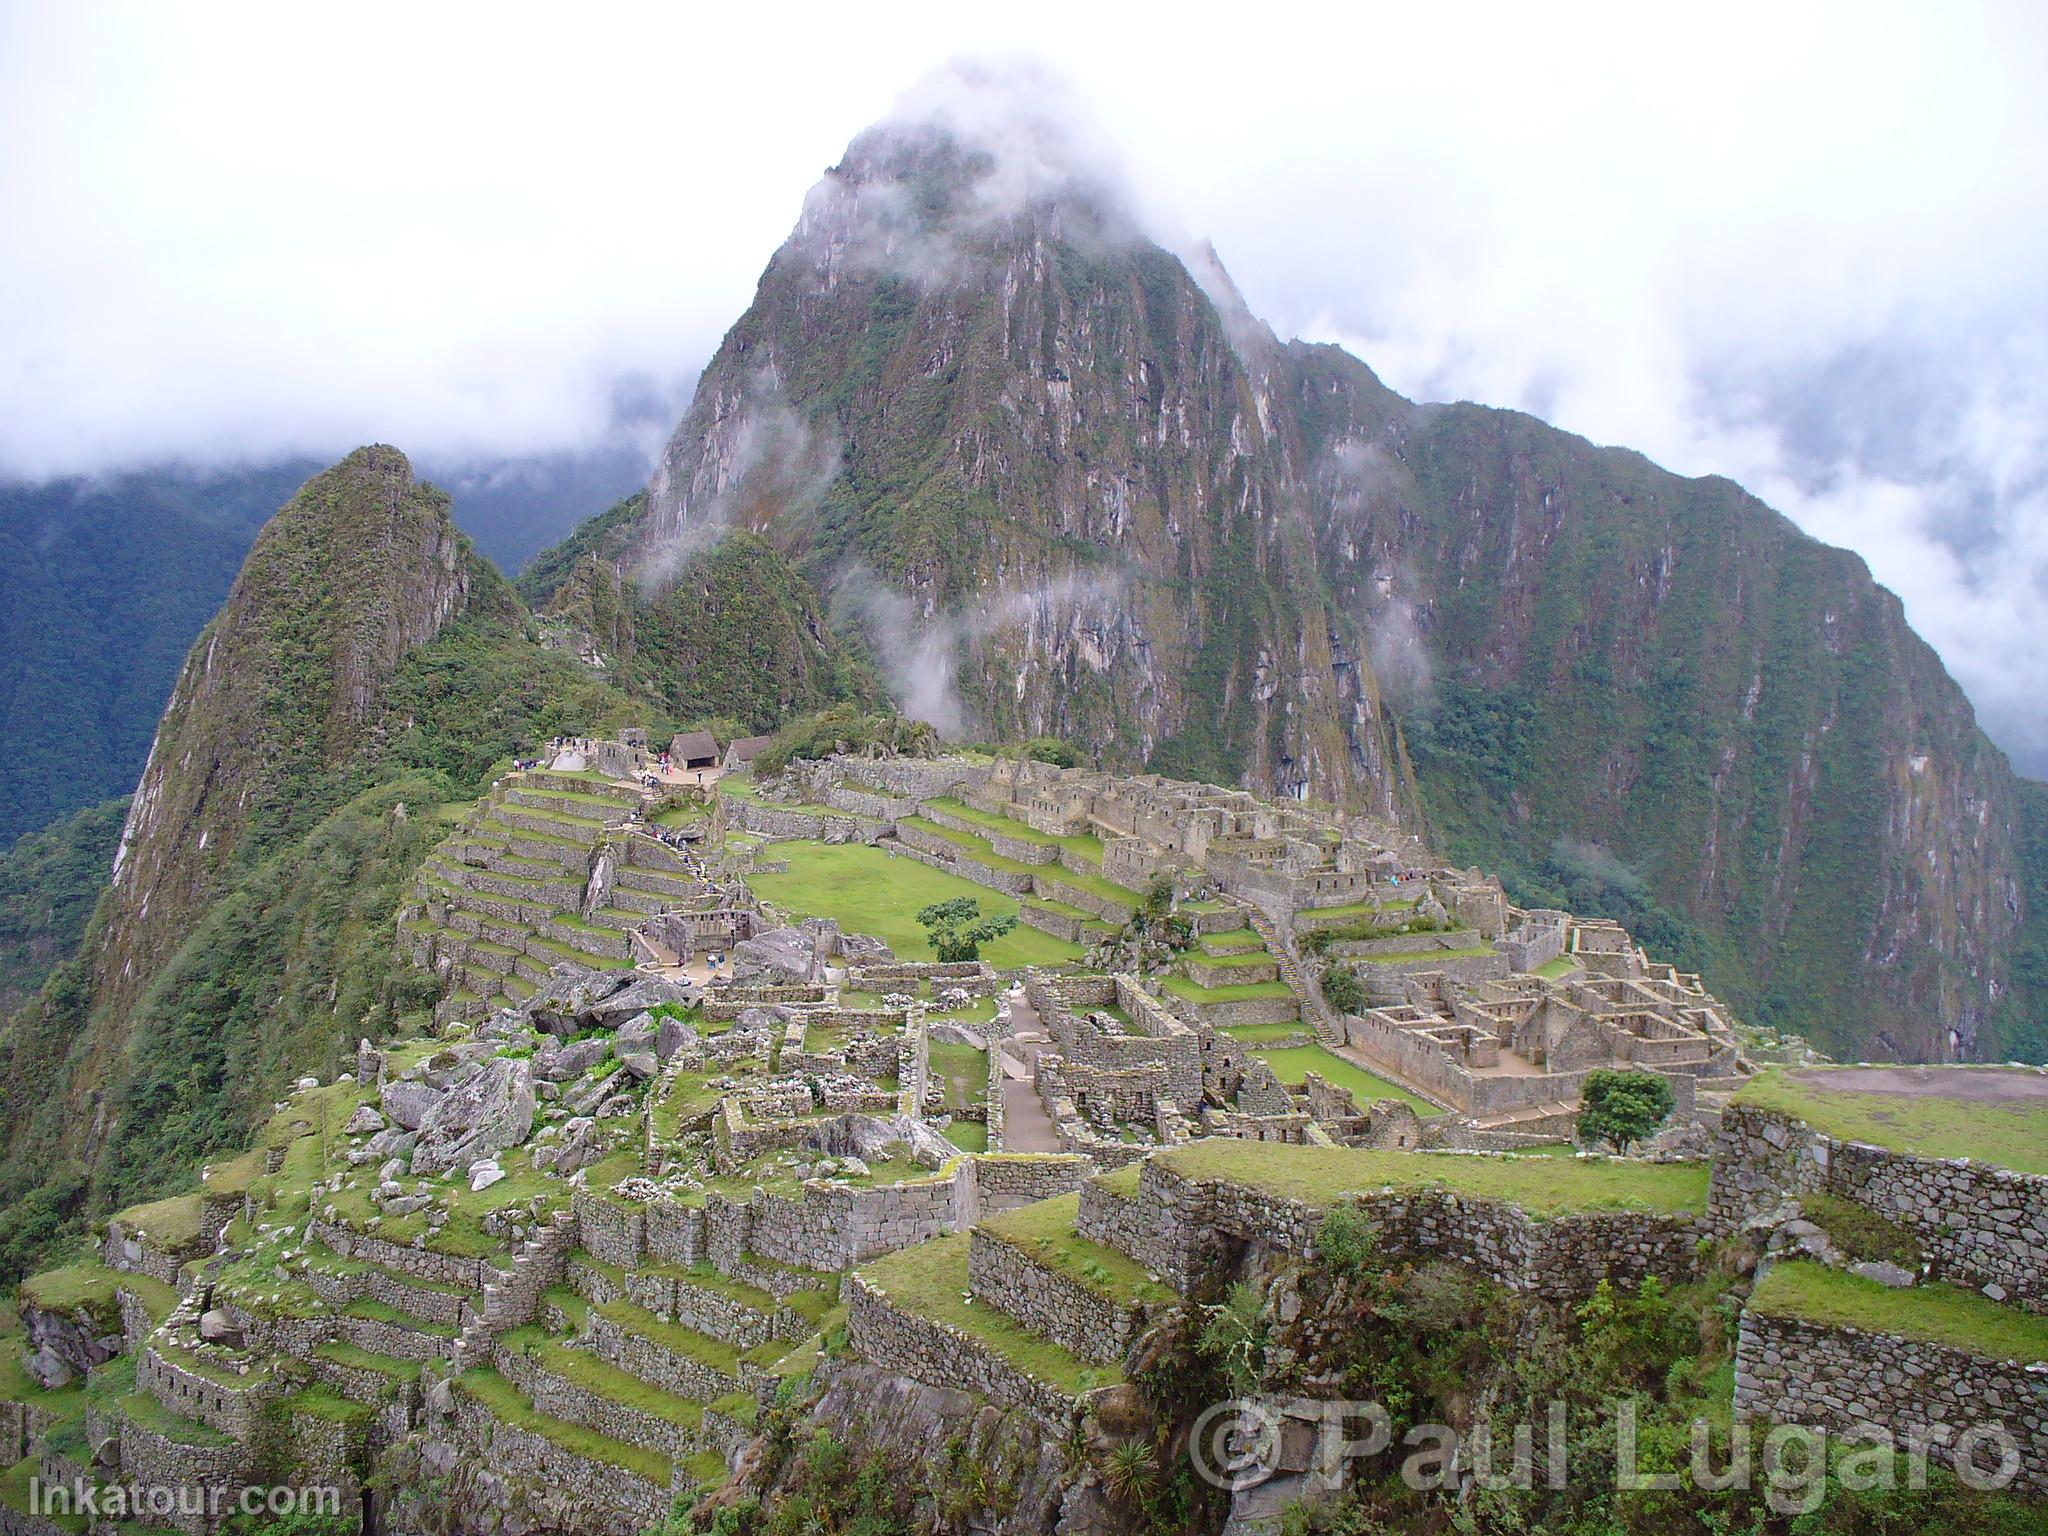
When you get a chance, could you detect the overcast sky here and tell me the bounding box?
[2,2,2043,773]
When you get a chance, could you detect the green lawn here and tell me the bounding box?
[1161,974,1296,1004]
[856,1233,1113,1393]
[1534,955,1579,979]
[1749,1261,2048,1362]
[1734,1067,2048,1174]
[1359,946,1496,964]
[1253,1045,1442,1116]
[1157,1141,1710,1215]
[928,1042,987,1114]
[979,1194,1176,1306]
[943,1121,989,1153]
[746,842,1082,967]
[1300,897,1416,921]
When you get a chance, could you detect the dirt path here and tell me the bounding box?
[998,988,1063,1154]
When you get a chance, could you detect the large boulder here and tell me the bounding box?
[535,1035,611,1083]
[411,1058,537,1176]
[380,1079,443,1131]
[730,928,814,983]
[655,1014,697,1062]
[526,964,634,1036]
[613,1012,658,1060]
[584,977,696,1030]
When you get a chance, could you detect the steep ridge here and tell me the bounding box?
[96,445,491,1018]
[520,108,2039,1063]
[0,448,650,1272]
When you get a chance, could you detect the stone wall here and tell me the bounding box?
[138,1346,268,1440]
[1709,1104,2048,1309]
[844,1274,1084,1436]
[450,1386,670,1529]
[493,1338,694,1458]
[1734,1307,2048,1496]
[1080,1158,1706,1301]
[966,1229,1151,1366]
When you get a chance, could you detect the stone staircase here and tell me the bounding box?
[452,1210,578,1370]
[1243,903,1342,1043]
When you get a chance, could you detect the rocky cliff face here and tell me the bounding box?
[522,111,2040,1062]
[95,447,487,1020]
[580,124,1410,816]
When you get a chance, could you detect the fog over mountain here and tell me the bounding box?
[1,4,2041,771]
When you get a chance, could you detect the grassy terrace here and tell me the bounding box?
[921,797,1105,865]
[980,1194,1175,1307]
[456,1367,670,1483]
[19,1260,179,1324]
[1156,1142,1710,1215]
[746,842,1082,967]
[108,1191,204,1250]
[1534,955,1580,979]
[1359,946,1496,964]
[1733,1067,2048,1174]
[1749,1261,2048,1363]
[1252,1045,1443,1116]
[856,1233,1113,1394]
[1161,974,1295,1004]
[1300,896,1417,921]
[500,1324,706,1431]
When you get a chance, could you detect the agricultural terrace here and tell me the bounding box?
[1157,1141,1710,1215]
[1734,1066,2048,1175]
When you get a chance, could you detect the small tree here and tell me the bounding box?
[916,897,1017,962]
[1576,1069,1675,1153]
[1320,963,1365,1015]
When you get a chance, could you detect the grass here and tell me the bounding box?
[1299,897,1417,920]
[1253,1045,1443,1116]
[922,797,1105,865]
[746,842,1082,967]
[19,1261,178,1324]
[107,1191,205,1252]
[1199,928,1265,952]
[1749,1261,2048,1362]
[1798,1192,1922,1269]
[943,1121,989,1153]
[1157,1141,1710,1215]
[1534,955,1579,979]
[1161,974,1297,1005]
[856,1233,1113,1394]
[928,1041,987,1115]
[980,1194,1175,1306]
[456,1367,671,1483]
[500,1326,705,1429]
[314,1340,424,1384]
[1358,946,1496,964]
[1733,1067,2048,1174]
[119,1389,232,1446]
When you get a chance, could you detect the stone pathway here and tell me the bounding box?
[998,989,1062,1153]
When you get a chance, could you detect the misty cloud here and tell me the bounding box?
[639,372,841,592]
[1,7,2041,768]
[831,564,1128,737]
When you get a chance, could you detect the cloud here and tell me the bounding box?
[831,564,1127,737]
[639,371,840,592]
[0,5,2041,767]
